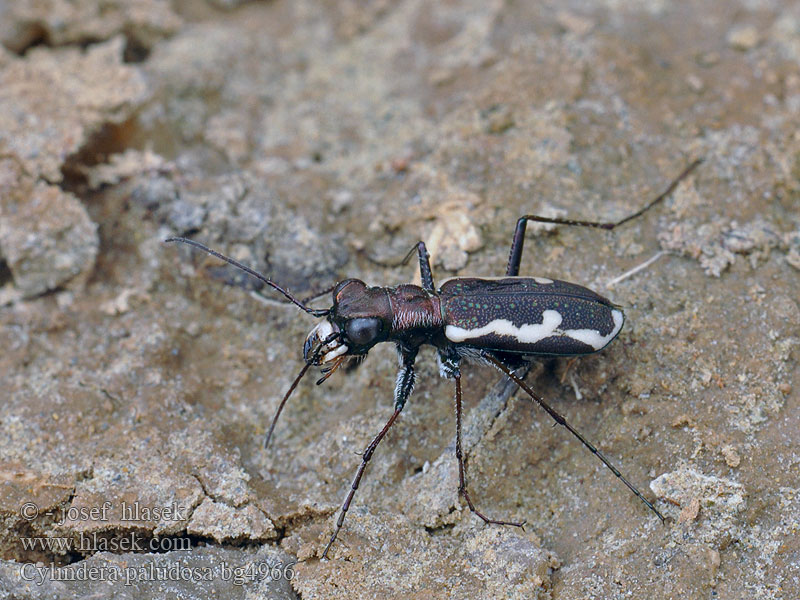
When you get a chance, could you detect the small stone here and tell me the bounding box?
[651,468,746,517]
[131,177,179,211]
[556,11,595,36]
[786,248,800,271]
[184,321,202,337]
[697,51,720,67]
[678,497,700,523]
[686,73,704,93]
[671,414,695,428]
[726,25,760,51]
[83,149,169,189]
[721,445,741,468]
[483,104,515,134]
[165,198,207,233]
[621,399,647,416]
[389,156,411,174]
[186,498,276,543]
[100,288,148,316]
[331,189,354,213]
[0,168,99,298]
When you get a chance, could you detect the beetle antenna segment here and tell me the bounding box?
[263,334,332,449]
[302,283,339,306]
[483,352,665,522]
[264,362,313,449]
[165,237,330,317]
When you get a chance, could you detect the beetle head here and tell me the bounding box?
[303,279,391,365]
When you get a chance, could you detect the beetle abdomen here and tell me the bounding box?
[439,277,624,356]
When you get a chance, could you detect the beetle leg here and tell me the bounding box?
[505,216,530,277]
[483,351,665,522]
[414,241,435,292]
[363,241,435,292]
[505,159,702,276]
[321,352,416,559]
[454,371,526,529]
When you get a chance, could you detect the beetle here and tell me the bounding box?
[167,158,701,558]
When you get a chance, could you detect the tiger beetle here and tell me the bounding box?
[166,158,701,559]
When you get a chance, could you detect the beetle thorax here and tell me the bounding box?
[387,284,442,332]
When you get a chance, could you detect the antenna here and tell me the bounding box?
[165,237,329,317]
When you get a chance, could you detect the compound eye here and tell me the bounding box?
[345,317,382,347]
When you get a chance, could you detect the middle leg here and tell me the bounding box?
[454,371,526,528]
[365,241,435,291]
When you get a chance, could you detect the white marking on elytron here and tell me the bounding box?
[563,309,623,349]
[438,275,556,288]
[445,308,624,351]
[446,310,561,344]
[306,321,349,363]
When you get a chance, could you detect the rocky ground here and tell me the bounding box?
[0,1,798,598]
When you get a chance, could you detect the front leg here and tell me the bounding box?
[321,348,418,559]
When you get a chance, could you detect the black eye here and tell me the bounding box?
[345,318,382,346]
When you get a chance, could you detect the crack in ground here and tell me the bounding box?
[4,470,279,567]
[9,30,152,64]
